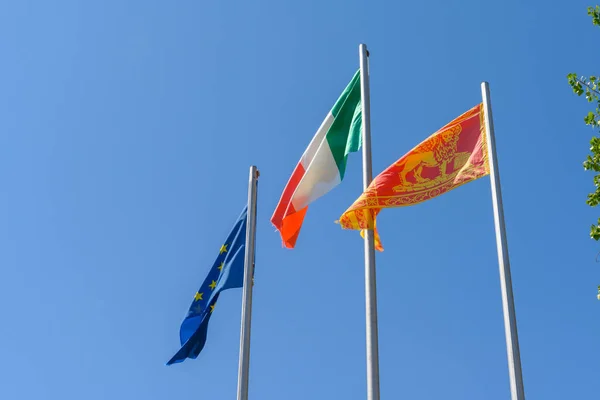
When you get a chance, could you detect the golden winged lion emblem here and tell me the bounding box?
[393,124,463,191]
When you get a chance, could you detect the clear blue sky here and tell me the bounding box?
[1,1,598,399]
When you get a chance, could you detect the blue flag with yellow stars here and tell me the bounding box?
[167,206,247,365]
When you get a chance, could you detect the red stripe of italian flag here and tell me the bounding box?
[271,70,362,248]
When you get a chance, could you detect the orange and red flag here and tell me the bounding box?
[338,104,489,251]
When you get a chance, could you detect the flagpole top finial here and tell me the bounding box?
[359,43,370,57]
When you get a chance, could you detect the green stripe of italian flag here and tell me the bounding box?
[271,70,362,248]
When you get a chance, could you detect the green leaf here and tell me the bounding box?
[591,222,600,240]
[584,111,596,125]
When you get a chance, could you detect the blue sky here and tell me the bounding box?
[1,0,598,399]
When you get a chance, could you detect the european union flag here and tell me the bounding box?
[167,206,247,365]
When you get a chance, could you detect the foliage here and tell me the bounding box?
[567,6,600,241]
[568,6,600,299]
[589,4,600,25]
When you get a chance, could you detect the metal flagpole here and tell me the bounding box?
[480,82,526,400]
[236,165,259,400]
[359,43,380,400]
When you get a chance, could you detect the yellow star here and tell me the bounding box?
[194,292,203,301]
[210,304,216,313]
[209,280,217,290]
[217,262,224,271]
[219,244,228,254]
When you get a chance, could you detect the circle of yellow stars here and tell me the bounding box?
[189,243,229,316]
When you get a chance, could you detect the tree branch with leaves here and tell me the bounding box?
[566,6,600,299]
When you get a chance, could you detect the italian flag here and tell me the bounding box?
[271,70,362,248]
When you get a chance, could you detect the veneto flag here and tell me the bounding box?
[271,71,362,248]
[339,104,489,251]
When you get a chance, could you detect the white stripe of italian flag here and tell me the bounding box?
[271,70,362,248]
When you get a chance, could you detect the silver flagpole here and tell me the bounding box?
[481,82,525,400]
[236,165,259,400]
[359,43,380,400]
